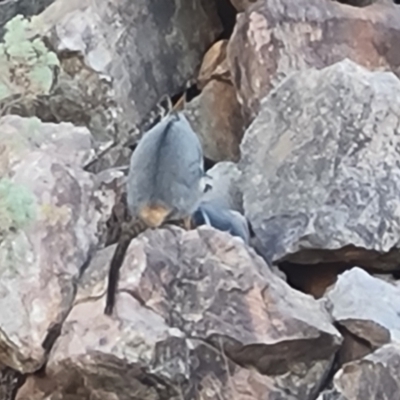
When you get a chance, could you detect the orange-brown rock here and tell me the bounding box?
[198,40,230,89]
[185,80,245,162]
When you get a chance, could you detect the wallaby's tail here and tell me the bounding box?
[104,237,131,316]
[104,219,148,315]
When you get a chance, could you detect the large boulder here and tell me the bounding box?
[0,0,222,172]
[29,0,222,139]
[239,59,400,270]
[227,0,400,122]
[325,267,400,364]
[17,226,341,399]
[0,115,114,373]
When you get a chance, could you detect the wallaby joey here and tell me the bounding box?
[191,200,250,244]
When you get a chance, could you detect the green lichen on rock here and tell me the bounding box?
[0,178,37,236]
[0,15,60,102]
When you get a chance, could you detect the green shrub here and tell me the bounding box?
[0,15,60,102]
[0,178,37,236]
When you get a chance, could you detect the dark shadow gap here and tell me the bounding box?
[215,0,237,40]
[335,0,375,7]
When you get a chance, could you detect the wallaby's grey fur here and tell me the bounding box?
[192,200,250,244]
[127,111,204,226]
[105,104,204,315]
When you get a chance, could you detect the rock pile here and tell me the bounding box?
[1,0,400,399]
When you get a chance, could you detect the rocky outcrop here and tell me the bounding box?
[228,0,400,122]
[240,59,400,270]
[3,0,400,398]
[31,0,222,138]
[0,115,114,373]
[0,0,222,172]
[16,226,341,400]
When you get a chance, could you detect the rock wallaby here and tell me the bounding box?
[104,97,205,315]
[191,200,250,244]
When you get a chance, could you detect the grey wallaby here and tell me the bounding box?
[191,199,250,244]
[104,96,205,315]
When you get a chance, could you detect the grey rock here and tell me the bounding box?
[240,59,400,270]
[227,0,400,123]
[0,115,114,373]
[29,0,222,148]
[332,343,400,400]
[325,267,400,364]
[19,226,341,399]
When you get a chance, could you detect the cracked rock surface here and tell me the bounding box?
[240,59,400,270]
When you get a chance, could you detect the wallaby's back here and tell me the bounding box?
[127,112,204,227]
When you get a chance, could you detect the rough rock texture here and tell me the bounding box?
[325,267,400,364]
[240,59,400,269]
[184,80,245,162]
[228,0,400,122]
[17,226,341,400]
[328,344,400,400]
[28,0,222,145]
[0,115,113,373]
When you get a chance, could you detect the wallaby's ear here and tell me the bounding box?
[171,78,198,112]
[158,94,173,117]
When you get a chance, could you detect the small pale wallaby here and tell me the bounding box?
[191,200,250,244]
